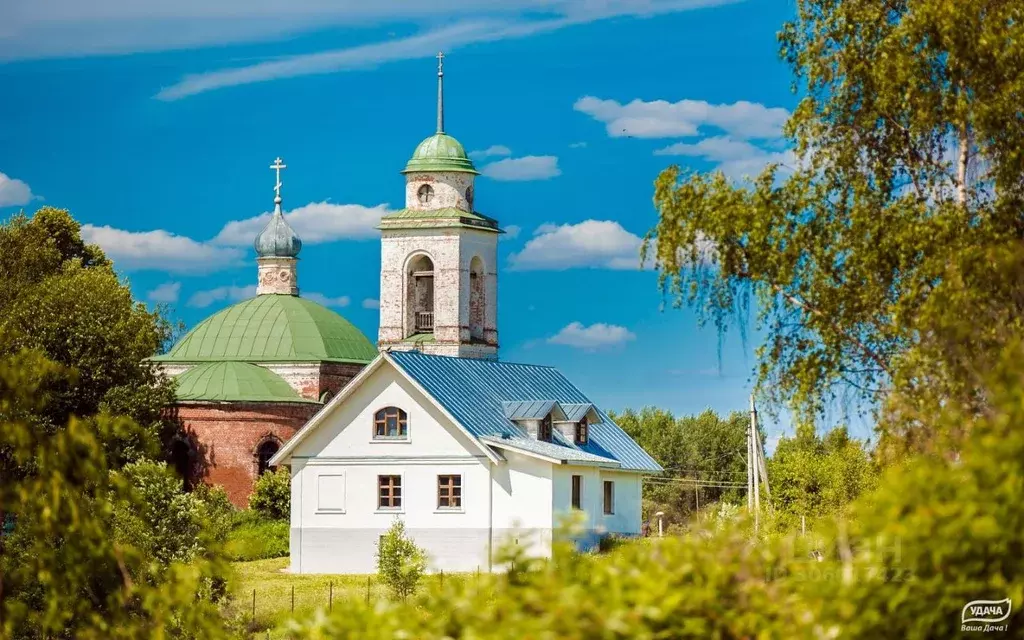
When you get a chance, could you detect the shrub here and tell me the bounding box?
[250,467,290,521]
[376,518,427,600]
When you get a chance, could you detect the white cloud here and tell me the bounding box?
[547,321,636,350]
[574,96,790,140]
[304,292,351,308]
[509,220,648,271]
[81,224,245,274]
[654,135,796,180]
[469,145,512,159]
[480,156,561,181]
[569,141,588,149]
[362,298,381,309]
[147,282,181,304]
[213,201,388,245]
[0,171,37,207]
[141,1,738,99]
[502,224,522,240]
[187,284,256,308]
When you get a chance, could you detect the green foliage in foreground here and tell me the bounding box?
[282,355,1023,639]
[225,512,290,562]
[0,351,231,639]
[250,467,291,521]
[376,519,427,600]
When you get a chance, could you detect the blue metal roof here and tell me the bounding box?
[502,400,562,420]
[389,352,662,472]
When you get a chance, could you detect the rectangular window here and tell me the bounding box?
[574,417,589,445]
[539,414,553,442]
[571,474,582,509]
[437,474,462,510]
[603,480,614,515]
[378,475,402,509]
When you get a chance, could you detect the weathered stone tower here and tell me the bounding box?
[377,52,500,360]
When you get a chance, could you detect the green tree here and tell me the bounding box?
[644,0,1024,452]
[768,424,877,526]
[0,207,176,465]
[614,407,754,526]
[376,518,427,600]
[0,351,230,639]
[249,467,291,521]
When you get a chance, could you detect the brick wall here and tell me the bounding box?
[177,402,320,507]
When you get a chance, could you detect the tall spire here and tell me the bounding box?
[436,51,445,134]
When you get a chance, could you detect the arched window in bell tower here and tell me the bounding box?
[469,256,485,340]
[406,254,435,336]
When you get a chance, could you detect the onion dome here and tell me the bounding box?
[254,201,302,258]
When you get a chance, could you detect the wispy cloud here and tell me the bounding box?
[80,224,245,274]
[509,220,648,271]
[187,284,256,308]
[480,155,561,181]
[574,96,789,140]
[304,292,351,308]
[147,282,182,304]
[547,321,636,350]
[362,298,381,309]
[148,1,739,100]
[0,172,38,207]
[469,144,512,159]
[568,141,588,149]
[502,224,522,240]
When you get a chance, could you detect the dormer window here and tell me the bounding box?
[373,406,408,439]
[574,417,589,446]
[539,413,552,442]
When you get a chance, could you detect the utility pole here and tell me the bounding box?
[749,397,757,512]
[750,394,760,534]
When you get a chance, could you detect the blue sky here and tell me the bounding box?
[0,0,861,449]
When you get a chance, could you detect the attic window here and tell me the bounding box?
[574,417,589,446]
[539,413,552,442]
[374,406,408,439]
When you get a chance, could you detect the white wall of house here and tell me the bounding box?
[286,361,645,574]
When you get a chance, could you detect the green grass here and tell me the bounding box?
[227,558,483,638]
[224,516,289,561]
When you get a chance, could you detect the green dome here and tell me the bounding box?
[174,361,317,403]
[402,133,479,174]
[155,294,378,364]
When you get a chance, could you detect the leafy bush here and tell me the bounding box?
[225,511,289,561]
[376,518,427,600]
[250,467,290,521]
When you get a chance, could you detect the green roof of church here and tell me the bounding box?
[174,361,317,403]
[379,207,500,232]
[402,133,479,174]
[153,294,377,364]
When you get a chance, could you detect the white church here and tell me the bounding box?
[269,54,661,574]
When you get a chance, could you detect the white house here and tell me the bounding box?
[267,54,662,574]
[269,350,663,574]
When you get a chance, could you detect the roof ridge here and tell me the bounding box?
[391,351,560,371]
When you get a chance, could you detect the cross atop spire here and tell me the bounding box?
[436,51,445,134]
[270,157,287,205]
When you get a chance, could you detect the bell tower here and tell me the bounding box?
[377,52,500,360]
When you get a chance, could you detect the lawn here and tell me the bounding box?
[228,558,482,638]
